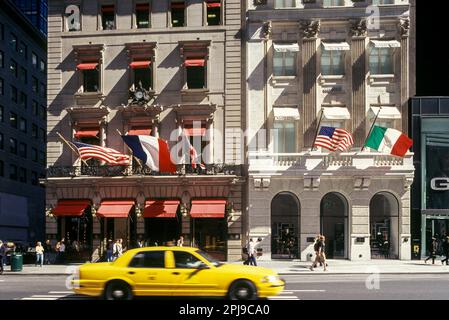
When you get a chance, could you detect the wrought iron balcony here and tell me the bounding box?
[46,164,243,178]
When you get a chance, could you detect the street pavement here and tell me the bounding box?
[1,274,449,300]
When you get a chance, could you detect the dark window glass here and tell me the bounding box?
[173,251,203,268]
[0,105,3,122]
[32,148,38,162]
[136,3,150,28]
[10,112,17,128]
[10,33,18,51]
[187,66,205,89]
[10,164,18,180]
[19,42,27,59]
[33,101,38,115]
[40,128,46,143]
[19,142,27,158]
[40,83,46,98]
[207,1,221,26]
[20,67,27,84]
[0,132,3,150]
[39,151,45,165]
[40,60,46,73]
[20,92,27,108]
[0,78,3,95]
[31,171,38,185]
[32,124,38,138]
[32,77,38,93]
[10,138,17,154]
[0,51,3,68]
[11,86,18,103]
[32,53,38,68]
[10,59,18,77]
[0,23,4,41]
[134,67,152,90]
[19,118,27,132]
[102,5,116,30]
[19,167,26,183]
[83,69,99,92]
[40,106,46,120]
[171,1,185,27]
[129,251,165,268]
[0,161,3,177]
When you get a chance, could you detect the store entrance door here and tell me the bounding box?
[425,218,449,257]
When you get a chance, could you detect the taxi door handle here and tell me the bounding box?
[128,271,135,275]
[172,272,180,275]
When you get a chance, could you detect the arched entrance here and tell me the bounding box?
[320,193,348,259]
[271,192,300,259]
[370,192,399,259]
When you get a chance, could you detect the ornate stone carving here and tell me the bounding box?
[399,17,410,37]
[300,20,320,39]
[350,19,368,37]
[261,21,272,40]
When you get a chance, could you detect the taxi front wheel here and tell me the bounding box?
[228,280,257,300]
[104,281,133,300]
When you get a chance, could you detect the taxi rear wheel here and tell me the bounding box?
[228,280,257,300]
[104,281,133,300]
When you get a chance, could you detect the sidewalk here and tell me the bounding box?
[2,260,449,276]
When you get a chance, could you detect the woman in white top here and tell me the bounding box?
[35,242,44,267]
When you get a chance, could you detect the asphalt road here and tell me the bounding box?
[1,274,449,300]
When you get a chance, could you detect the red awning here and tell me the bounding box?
[207,1,221,8]
[101,5,115,13]
[97,200,134,218]
[74,129,99,139]
[144,200,180,218]
[183,127,206,136]
[127,128,152,136]
[129,60,152,69]
[190,200,226,218]
[136,3,150,11]
[171,2,185,9]
[52,200,90,217]
[184,59,205,67]
[76,63,98,70]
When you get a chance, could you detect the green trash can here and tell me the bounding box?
[10,253,23,272]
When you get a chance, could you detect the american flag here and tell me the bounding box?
[72,141,130,166]
[314,126,354,152]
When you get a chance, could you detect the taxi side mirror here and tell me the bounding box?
[197,262,210,270]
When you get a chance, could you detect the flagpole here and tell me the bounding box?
[56,132,90,167]
[311,108,324,151]
[361,106,382,152]
[116,129,143,168]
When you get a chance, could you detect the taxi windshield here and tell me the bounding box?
[195,250,224,267]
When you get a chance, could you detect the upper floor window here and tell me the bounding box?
[10,59,18,78]
[0,78,3,95]
[40,105,47,121]
[10,138,17,154]
[131,60,153,91]
[19,167,27,183]
[136,3,150,29]
[19,41,27,59]
[273,121,296,153]
[206,1,221,26]
[32,101,39,116]
[171,1,185,27]
[20,67,27,84]
[321,50,345,76]
[19,117,27,133]
[0,23,4,41]
[74,44,104,94]
[372,0,394,4]
[275,0,295,8]
[101,5,116,30]
[32,148,38,162]
[323,0,344,6]
[185,59,206,89]
[32,77,38,93]
[77,63,100,93]
[40,60,46,73]
[273,44,298,77]
[10,164,18,181]
[19,142,27,158]
[0,50,3,68]
[10,33,18,51]
[32,124,38,138]
[32,52,38,69]
[10,112,18,128]
[19,92,27,109]
[369,44,396,75]
[0,161,3,177]
[11,86,18,103]
[0,105,3,122]
[31,171,38,185]
[0,132,3,150]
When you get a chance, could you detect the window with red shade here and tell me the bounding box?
[101,5,115,30]
[206,0,221,26]
[171,1,185,27]
[136,3,150,28]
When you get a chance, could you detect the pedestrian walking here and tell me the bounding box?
[177,236,184,247]
[44,240,54,265]
[247,238,258,266]
[0,240,6,275]
[441,236,449,265]
[425,237,437,264]
[112,239,123,261]
[35,242,44,267]
[106,239,113,262]
[310,235,327,271]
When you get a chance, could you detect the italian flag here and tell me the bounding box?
[365,126,413,157]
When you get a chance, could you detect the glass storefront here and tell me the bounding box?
[192,218,227,261]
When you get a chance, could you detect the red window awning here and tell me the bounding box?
[184,59,205,67]
[207,1,221,8]
[171,2,185,9]
[76,63,98,70]
[144,200,180,218]
[102,5,115,13]
[136,3,150,11]
[183,127,206,136]
[52,200,90,217]
[129,60,152,69]
[97,200,135,218]
[127,128,152,136]
[190,200,226,218]
[74,129,99,139]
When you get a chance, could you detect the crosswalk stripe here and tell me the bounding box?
[22,298,58,300]
[48,291,73,294]
[287,289,326,292]
[28,295,67,298]
[268,296,300,300]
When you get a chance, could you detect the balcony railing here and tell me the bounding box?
[46,164,243,178]
[248,151,413,172]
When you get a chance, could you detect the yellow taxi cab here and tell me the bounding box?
[71,246,285,300]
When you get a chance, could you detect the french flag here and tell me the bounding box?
[121,135,177,173]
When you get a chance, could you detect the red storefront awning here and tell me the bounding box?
[76,63,98,70]
[129,60,152,69]
[74,129,99,139]
[184,59,205,67]
[183,127,206,136]
[144,200,180,218]
[190,200,226,218]
[127,128,152,136]
[97,200,134,218]
[52,200,90,217]
[207,1,221,8]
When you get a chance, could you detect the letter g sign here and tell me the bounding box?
[431,178,449,191]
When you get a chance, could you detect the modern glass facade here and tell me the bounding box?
[12,0,48,36]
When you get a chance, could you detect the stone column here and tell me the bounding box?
[399,18,410,133]
[350,19,367,147]
[300,20,320,147]
[400,187,412,260]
